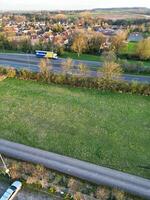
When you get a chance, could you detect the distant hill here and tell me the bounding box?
[0,7,150,16]
[91,7,150,15]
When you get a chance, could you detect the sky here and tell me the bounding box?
[1,0,150,11]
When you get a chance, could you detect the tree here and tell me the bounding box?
[0,33,11,50]
[62,58,73,74]
[19,39,33,53]
[71,34,87,57]
[52,24,64,33]
[79,11,92,27]
[54,14,67,23]
[102,51,117,63]
[136,38,150,60]
[87,32,106,54]
[100,61,123,81]
[111,31,127,55]
[39,58,52,81]
[78,63,89,76]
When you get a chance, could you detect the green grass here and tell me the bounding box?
[119,42,137,55]
[127,42,137,54]
[0,49,22,53]
[127,59,150,68]
[119,42,150,67]
[61,51,101,62]
[0,79,150,178]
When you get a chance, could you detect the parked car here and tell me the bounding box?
[0,181,22,200]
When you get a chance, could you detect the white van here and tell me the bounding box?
[0,181,22,200]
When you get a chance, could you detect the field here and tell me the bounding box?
[0,79,150,178]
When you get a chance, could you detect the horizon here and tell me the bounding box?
[0,7,150,12]
[1,0,150,11]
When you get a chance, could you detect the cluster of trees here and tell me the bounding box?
[136,38,150,60]
[70,31,130,57]
[0,33,63,54]
[71,31,106,56]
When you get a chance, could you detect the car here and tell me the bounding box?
[0,181,22,200]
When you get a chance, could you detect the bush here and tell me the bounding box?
[136,38,150,60]
[119,59,150,75]
[0,66,7,75]
[99,61,123,81]
[18,69,33,80]
[6,67,17,78]
[0,66,149,96]
[95,186,110,200]
[4,158,144,200]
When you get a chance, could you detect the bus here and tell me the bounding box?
[0,181,22,200]
[35,50,58,59]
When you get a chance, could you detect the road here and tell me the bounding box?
[0,180,54,200]
[0,53,150,83]
[0,139,150,199]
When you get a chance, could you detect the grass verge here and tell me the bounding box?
[0,79,150,178]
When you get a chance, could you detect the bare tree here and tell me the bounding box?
[78,63,89,76]
[62,58,73,74]
[100,61,123,81]
[111,31,128,55]
[39,58,52,80]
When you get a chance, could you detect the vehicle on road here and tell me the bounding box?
[35,50,58,59]
[0,181,22,200]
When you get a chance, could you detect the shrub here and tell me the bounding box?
[39,58,52,82]
[78,63,89,76]
[136,38,150,60]
[6,67,17,78]
[112,189,126,200]
[68,178,82,192]
[5,158,145,200]
[95,186,110,200]
[0,66,149,96]
[18,69,33,80]
[0,66,7,75]
[99,61,123,81]
[62,58,74,74]
[119,59,150,75]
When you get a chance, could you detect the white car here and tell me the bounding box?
[0,181,22,200]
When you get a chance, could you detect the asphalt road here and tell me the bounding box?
[0,53,150,83]
[0,139,150,199]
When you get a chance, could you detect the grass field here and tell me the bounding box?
[0,79,150,178]
[61,51,102,62]
[119,42,137,55]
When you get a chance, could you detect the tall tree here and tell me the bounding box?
[71,33,87,57]
[137,38,150,60]
[111,31,128,55]
[87,32,106,54]
[62,58,73,74]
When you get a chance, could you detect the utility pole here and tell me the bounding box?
[0,154,10,177]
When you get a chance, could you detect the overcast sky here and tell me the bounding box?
[1,0,150,11]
